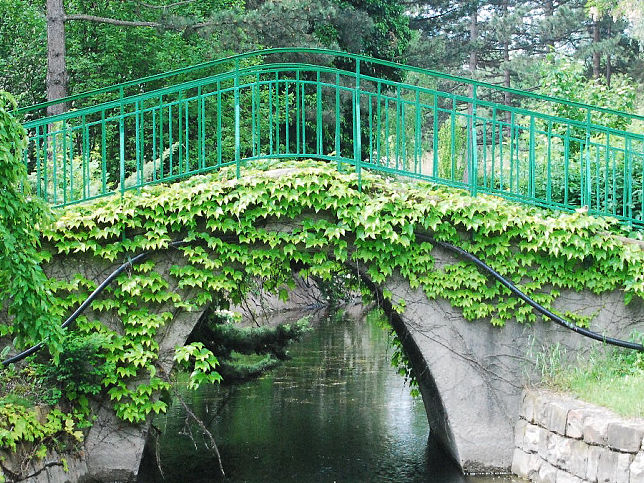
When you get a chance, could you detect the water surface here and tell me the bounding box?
[140,306,519,482]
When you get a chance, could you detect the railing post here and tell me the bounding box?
[470,84,478,196]
[583,108,592,210]
[234,59,241,179]
[355,59,362,190]
[119,86,125,197]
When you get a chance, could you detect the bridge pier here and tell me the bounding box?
[11,235,642,480]
[383,245,644,473]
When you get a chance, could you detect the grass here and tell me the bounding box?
[535,334,644,418]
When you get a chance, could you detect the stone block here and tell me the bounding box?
[512,447,542,480]
[586,445,604,482]
[539,428,552,460]
[522,390,537,423]
[555,469,583,483]
[568,439,589,479]
[534,392,551,428]
[566,408,586,439]
[630,452,644,483]
[538,460,558,483]
[525,423,542,453]
[607,421,644,453]
[544,399,574,435]
[515,418,527,450]
[584,414,617,446]
[596,449,632,483]
[547,433,574,468]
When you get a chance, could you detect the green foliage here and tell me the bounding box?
[0,93,61,353]
[530,56,638,131]
[33,332,115,405]
[537,331,644,417]
[189,309,312,382]
[0,0,47,106]
[35,159,644,429]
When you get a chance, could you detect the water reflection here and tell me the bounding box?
[139,306,519,482]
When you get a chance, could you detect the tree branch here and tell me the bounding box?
[64,14,165,28]
[139,0,198,9]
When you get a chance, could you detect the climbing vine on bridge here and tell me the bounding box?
[2,159,643,468]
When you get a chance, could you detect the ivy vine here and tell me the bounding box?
[1,158,643,473]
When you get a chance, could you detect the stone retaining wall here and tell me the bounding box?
[512,389,644,482]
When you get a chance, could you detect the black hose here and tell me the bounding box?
[415,233,644,352]
[2,233,641,367]
[2,240,187,366]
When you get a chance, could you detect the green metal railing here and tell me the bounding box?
[16,48,644,226]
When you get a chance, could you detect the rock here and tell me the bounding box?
[630,452,644,483]
[606,421,644,453]
[511,447,541,480]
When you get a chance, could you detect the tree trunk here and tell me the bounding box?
[592,19,601,79]
[47,0,67,116]
[606,20,612,86]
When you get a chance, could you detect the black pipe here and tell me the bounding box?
[416,233,644,352]
[2,233,641,367]
[2,240,187,366]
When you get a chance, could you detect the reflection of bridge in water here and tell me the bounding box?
[10,49,644,480]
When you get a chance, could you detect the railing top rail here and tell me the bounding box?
[15,47,644,125]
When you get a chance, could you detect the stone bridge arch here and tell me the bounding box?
[15,164,644,481]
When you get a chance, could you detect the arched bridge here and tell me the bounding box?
[7,49,644,480]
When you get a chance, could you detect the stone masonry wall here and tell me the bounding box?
[512,389,644,482]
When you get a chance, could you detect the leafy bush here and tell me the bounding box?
[34,332,115,405]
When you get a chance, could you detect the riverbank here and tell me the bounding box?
[513,389,644,482]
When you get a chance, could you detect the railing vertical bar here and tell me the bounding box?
[490,108,497,190]
[256,74,261,156]
[604,133,610,214]
[158,96,164,180]
[368,93,373,165]
[178,92,183,175]
[316,71,322,156]
[295,70,300,155]
[376,82,382,166]
[355,59,362,189]
[135,102,141,188]
[335,72,341,168]
[168,103,174,177]
[564,126,570,206]
[509,111,515,192]
[217,81,222,167]
[546,121,552,203]
[35,125,42,197]
[470,85,478,196]
[101,111,107,194]
[395,86,401,171]
[432,95,439,177]
[529,115,535,198]
[385,98,390,167]
[52,127,58,205]
[285,78,290,155]
[234,60,241,178]
[196,86,202,171]
[415,90,421,174]
[83,114,90,200]
[184,97,189,173]
[624,136,632,220]
[450,97,456,182]
[301,81,306,155]
[119,87,125,197]
[269,79,274,155]
[152,108,157,181]
[275,72,281,155]
[61,123,67,204]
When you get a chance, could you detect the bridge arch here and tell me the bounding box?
[26,162,642,480]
